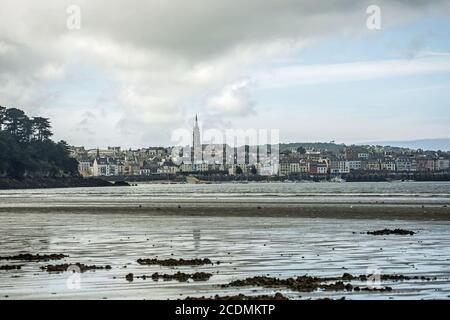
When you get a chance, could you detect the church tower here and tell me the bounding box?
[192,114,202,164]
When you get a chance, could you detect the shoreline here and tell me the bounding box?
[1,207,449,300]
[0,177,131,189]
[1,203,449,220]
[1,178,450,190]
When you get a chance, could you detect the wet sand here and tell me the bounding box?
[0,182,449,220]
[0,212,449,300]
[1,203,449,221]
[1,183,449,299]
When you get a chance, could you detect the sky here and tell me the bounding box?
[1,0,450,148]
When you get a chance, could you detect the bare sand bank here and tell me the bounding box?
[1,212,449,299]
[1,203,449,221]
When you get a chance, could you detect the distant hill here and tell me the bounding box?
[280,142,346,153]
[362,138,450,152]
[280,139,450,153]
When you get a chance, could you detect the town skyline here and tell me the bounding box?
[2,106,450,150]
[72,139,450,179]
[67,114,450,151]
[69,112,450,179]
[71,134,450,152]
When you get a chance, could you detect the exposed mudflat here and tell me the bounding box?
[0,212,449,300]
[1,182,449,299]
[1,182,449,220]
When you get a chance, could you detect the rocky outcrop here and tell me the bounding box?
[0,177,117,190]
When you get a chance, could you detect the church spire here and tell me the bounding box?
[192,114,202,164]
[194,114,199,130]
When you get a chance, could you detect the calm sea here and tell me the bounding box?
[0,181,450,207]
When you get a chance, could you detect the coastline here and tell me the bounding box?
[1,209,449,300]
[0,177,125,189]
[1,183,449,300]
[1,176,450,189]
[1,203,449,220]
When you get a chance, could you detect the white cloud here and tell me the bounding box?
[257,57,450,88]
[0,0,449,146]
[0,40,16,55]
[35,63,66,80]
[207,79,254,116]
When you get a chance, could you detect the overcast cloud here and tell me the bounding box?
[1,0,450,147]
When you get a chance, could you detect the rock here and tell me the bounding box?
[186,292,288,300]
[222,272,433,293]
[113,181,130,186]
[342,273,354,281]
[367,229,415,236]
[125,273,134,282]
[147,271,212,282]
[0,177,113,190]
[136,257,213,266]
[0,253,68,262]
[41,263,112,273]
[0,265,23,270]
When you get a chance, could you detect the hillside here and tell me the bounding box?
[0,106,78,178]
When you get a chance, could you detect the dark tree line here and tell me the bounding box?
[0,106,78,178]
[0,106,52,143]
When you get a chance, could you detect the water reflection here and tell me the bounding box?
[193,229,201,251]
[1,212,449,299]
[1,182,450,208]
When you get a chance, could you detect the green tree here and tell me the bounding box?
[4,108,31,142]
[0,106,6,130]
[297,146,306,154]
[0,107,79,178]
[32,117,53,141]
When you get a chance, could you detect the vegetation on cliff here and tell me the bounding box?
[0,106,78,178]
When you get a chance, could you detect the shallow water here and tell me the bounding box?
[1,182,449,299]
[1,181,450,207]
[0,212,449,300]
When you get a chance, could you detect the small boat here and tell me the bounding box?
[330,176,346,183]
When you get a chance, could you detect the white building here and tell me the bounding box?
[289,162,300,173]
[348,160,362,171]
[279,161,290,176]
[180,161,193,172]
[78,159,92,176]
[338,161,350,174]
[92,157,118,176]
[316,164,328,174]
[357,152,370,160]
[396,157,416,172]
[381,160,396,171]
[437,158,450,171]
[157,159,179,174]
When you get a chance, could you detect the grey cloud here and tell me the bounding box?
[80,0,450,60]
[1,0,449,147]
[2,0,448,61]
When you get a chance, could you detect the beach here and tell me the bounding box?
[0,182,449,300]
